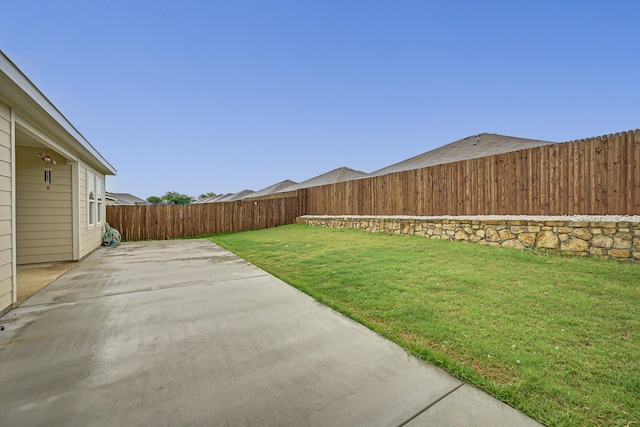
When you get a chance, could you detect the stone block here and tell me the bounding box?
[601,222,619,229]
[510,226,527,234]
[608,249,631,258]
[591,228,602,235]
[469,235,482,243]
[454,230,468,241]
[634,238,640,251]
[589,247,607,256]
[614,234,633,249]
[559,234,570,242]
[476,229,486,238]
[561,238,590,252]
[527,226,541,233]
[518,233,536,247]
[536,230,559,249]
[485,227,501,242]
[568,221,590,227]
[604,228,616,235]
[502,239,525,250]
[591,235,613,248]
[558,227,573,233]
[545,221,566,227]
[498,229,514,240]
[571,228,592,241]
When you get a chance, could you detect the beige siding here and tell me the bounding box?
[15,145,73,264]
[0,101,13,309]
[79,161,105,258]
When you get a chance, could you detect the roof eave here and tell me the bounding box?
[0,50,116,175]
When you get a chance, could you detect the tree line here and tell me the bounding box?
[146,191,217,205]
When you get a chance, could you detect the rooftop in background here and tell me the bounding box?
[277,167,368,192]
[224,189,255,201]
[106,192,148,205]
[244,179,298,199]
[368,133,556,177]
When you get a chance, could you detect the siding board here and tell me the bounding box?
[16,146,73,263]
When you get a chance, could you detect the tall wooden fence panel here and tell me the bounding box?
[304,130,640,216]
[108,130,639,241]
[107,196,300,241]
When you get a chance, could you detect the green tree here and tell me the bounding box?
[198,192,217,200]
[146,196,163,204]
[162,191,194,205]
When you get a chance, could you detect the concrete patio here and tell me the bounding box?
[0,239,543,426]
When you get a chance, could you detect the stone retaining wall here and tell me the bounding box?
[298,215,640,261]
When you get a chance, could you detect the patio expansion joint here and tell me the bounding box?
[18,273,270,308]
[396,383,464,427]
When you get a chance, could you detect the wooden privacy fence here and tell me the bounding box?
[107,196,302,241]
[108,129,639,241]
[304,130,640,216]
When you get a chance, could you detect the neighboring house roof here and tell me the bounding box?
[277,167,368,192]
[220,189,255,201]
[106,192,149,205]
[0,50,116,176]
[368,133,556,177]
[200,193,235,203]
[192,195,218,204]
[243,179,298,199]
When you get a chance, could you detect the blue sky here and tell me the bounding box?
[1,1,638,199]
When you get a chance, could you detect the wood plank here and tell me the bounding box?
[634,130,640,214]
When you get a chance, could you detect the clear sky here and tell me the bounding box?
[1,1,638,199]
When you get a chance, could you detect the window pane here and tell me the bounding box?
[97,178,103,201]
[89,201,95,225]
[88,174,95,201]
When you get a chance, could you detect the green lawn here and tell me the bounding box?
[209,223,639,427]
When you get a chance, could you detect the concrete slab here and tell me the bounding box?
[0,240,543,426]
[16,262,76,305]
[405,385,543,426]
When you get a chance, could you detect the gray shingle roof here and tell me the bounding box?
[243,180,298,199]
[106,192,149,205]
[368,133,556,177]
[225,189,255,201]
[278,167,368,192]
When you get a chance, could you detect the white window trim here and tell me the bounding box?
[96,177,103,225]
[87,171,96,228]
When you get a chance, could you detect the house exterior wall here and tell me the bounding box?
[15,145,73,264]
[0,101,14,310]
[79,161,105,259]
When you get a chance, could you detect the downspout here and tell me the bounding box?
[10,106,16,304]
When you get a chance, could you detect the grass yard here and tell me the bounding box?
[209,223,639,427]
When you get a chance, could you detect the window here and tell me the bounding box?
[88,172,95,226]
[97,178,103,224]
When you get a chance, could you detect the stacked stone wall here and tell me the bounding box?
[298,216,640,261]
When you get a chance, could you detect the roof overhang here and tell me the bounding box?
[0,50,116,175]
